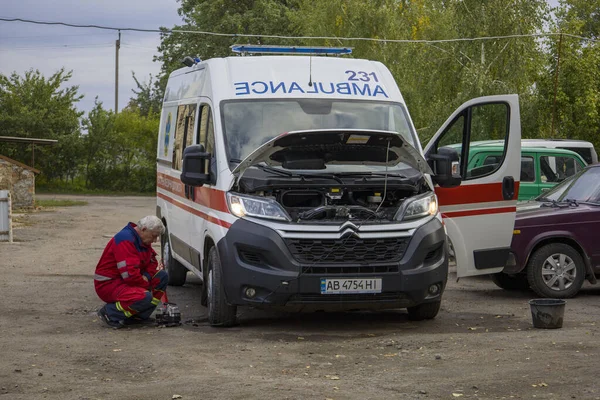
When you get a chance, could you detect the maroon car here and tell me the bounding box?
[490,163,600,298]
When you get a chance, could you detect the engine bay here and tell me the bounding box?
[235,168,430,223]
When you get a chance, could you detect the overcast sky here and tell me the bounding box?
[0,0,182,114]
[1,1,561,116]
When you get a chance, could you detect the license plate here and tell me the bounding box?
[320,278,382,294]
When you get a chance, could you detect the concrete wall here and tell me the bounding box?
[0,158,36,208]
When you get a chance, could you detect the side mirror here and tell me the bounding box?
[427,147,462,188]
[180,144,211,187]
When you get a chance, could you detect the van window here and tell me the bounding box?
[433,103,509,180]
[197,104,215,174]
[559,147,592,165]
[172,104,196,171]
[520,156,535,182]
[540,155,580,183]
[222,99,416,163]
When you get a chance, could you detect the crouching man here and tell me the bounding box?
[94,215,168,329]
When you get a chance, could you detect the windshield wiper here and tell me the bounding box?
[251,165,344,182]
[229,158,243,164]
[254,164,295,176]
[540,199,569,208]
[334,172,407,178]
[565,198,579,207]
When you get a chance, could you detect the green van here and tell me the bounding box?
[462,144,587,201]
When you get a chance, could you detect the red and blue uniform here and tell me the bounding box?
[94,222,168,322]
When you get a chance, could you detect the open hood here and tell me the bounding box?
[231,129,433,178]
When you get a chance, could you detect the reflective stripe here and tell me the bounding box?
[121,271,130,279]
[117,261,127,269]
[116,302,132,318]
[151,297,160,306]
[94,274,112,281]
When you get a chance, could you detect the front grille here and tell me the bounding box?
[302,265,398,275]
[285,237,408,264]
[289,292,409,303]
[238,249,265,266]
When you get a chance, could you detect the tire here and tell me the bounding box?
[490,272,530,291]
[161,226,187,286]
[407,300,441,321]
[526,243,585,299]
[207,247,237,327]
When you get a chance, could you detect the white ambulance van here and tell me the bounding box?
[156,45,522,327]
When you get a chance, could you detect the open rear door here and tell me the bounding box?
[424,95,521,278]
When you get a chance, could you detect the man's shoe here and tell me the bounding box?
[97,305,125,329]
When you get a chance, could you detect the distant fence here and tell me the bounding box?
[0,190,12,242]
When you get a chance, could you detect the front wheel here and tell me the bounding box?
[207,247,237,327]
[407,300,441,321]
[161,226,187,286]
[526,243,585,299]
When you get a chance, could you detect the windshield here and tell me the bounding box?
[222,99,418,164]
[538,167,600,203]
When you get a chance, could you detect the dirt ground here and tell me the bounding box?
[1,194,599,400]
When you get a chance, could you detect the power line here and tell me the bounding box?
[0,32,115,40]
[1,16,598,44]
[0,43,114,51]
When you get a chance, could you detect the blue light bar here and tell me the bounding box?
[230,44,353,55]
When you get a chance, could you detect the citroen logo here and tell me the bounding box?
[340,229,359,239]
[339,221,359,232]
[339,221,360,239]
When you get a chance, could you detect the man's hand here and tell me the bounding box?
[157,261,165,271]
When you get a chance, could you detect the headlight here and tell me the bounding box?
[227,193,291,221]
[396,192,438,221]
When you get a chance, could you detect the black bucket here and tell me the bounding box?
[529,299,566,329]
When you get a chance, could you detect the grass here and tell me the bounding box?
[35,199,88,207]
[36,186,155,197]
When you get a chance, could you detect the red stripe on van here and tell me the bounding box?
[441,206,516,219]
[157,172,229,213]
[157,192,232,229]
[435,182,520,206]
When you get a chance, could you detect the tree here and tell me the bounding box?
[0,68,84,180]
[534,0,600,152]
[155,0,300,90]
[81,99,116,189]
[125,72,164,118]
[292,0,548,142]
[82,100,159,192]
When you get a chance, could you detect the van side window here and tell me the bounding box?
[172,104,196,171]
[520,156,535,182]
[540,155,580,183]
[197,104,217,182]
[432,103,509,180]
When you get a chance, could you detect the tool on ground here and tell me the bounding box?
[155,291,181,327]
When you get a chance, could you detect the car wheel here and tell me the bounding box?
[207,247,237,327]
[407,300,441,321]
[161,226,187,286]
[526,243,585,299]
[490,272,530,291]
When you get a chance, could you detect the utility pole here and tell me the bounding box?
[115,30,121,113]
[551,33,563,137]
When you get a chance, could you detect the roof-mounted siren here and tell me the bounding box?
[182,56,202,67]
[230,44,353,56]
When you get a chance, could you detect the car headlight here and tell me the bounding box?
[396,192,438,221]
[227,193,291,221]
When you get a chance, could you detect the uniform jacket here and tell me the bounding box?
[95,222,159,287]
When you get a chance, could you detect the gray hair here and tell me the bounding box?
[137,215,165,234]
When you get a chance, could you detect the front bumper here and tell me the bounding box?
[216,217,448,312]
